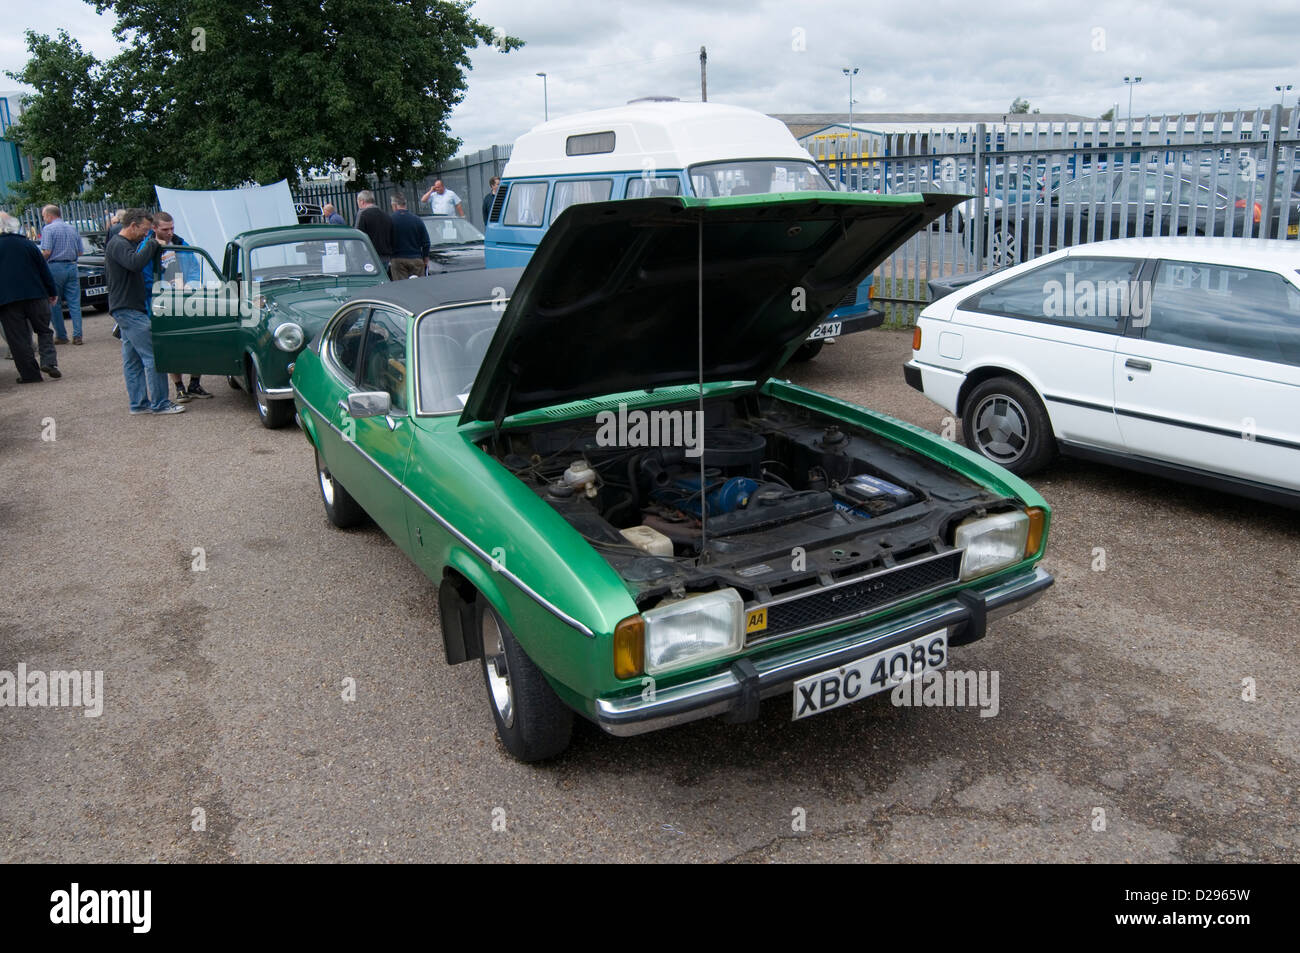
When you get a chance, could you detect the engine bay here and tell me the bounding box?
[481,393,1014,609]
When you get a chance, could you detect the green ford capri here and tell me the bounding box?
[150,224,388,428]
[291,193,1054,761]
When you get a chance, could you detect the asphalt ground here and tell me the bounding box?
[1,313,1296,862]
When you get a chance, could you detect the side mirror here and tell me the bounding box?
[346,391,391,419]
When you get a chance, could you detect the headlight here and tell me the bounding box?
[955,511,1029,580]
[273,322,305,352]
[643,589,744,676]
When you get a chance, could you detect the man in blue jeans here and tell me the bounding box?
[105,209,184,415]
[39,204,83,345]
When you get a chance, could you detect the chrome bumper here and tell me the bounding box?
[594,566,1053,736]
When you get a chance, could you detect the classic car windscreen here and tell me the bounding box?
[416,303,503,413]
[250,239,384,282]
[688,159,833,197]
[423,217,485,245]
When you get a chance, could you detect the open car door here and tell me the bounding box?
[150,244,245,376]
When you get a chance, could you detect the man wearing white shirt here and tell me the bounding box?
[420,179,464,217]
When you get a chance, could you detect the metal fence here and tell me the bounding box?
[813,106,1300,326]
[1,143,513,238]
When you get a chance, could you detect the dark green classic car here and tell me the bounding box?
[291,193,1054,761]
[150,224,388,428]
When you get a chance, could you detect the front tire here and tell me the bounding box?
[251,361,293,429]
[315,447,365,528]
[478,603,573,762]
[961,376,1056,476]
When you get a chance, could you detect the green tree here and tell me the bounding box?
[5,0,523,205]
[1009,97,1031,114]
[1100,106,1116,121]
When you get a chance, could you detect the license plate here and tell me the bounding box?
[792,630,948,721]
[808,321,842,340]
[86,288,107,296]
[1289,224,1298,237]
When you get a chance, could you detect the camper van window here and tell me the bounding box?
[565,131,616,156]
[550,179,614,221]
[504,182,549,227]
[688,159,834,198]
[625,176,682,198]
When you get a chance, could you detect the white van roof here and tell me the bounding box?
[501,101,817,178]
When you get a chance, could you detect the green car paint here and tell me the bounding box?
[150,224,388,426]
[292,194,1054,759]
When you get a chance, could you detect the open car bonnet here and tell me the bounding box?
[462,192,962,426]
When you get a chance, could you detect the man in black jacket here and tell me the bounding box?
[355,190,394,276]
[106,209,184,415]
[0,211,61,383]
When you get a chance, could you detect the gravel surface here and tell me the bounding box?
[1,316,1296,862]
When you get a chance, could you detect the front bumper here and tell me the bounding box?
[809,305,885,341]
[594,565,1052,736]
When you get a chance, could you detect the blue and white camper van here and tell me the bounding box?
[485,100,881,360]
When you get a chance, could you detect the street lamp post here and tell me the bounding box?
[1276,84,1294,109]
[537,72,548,122]
[842,67,859,188]
[1123,76,1143,136]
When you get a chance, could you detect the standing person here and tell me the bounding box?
[106,209,184,415]
[141,211,211,403]
[420,179,464,217]
[481,177,500,224]
[107,209,126,239]
[322,203,345,225]
[39,204,84,345]
[388,194,430,279]
[0,211,61,384]
[354,190,394,275]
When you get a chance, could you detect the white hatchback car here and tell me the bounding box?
[905,238,1300,507]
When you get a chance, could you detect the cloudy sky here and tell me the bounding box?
[4,0,1299,152]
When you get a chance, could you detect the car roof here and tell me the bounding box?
[1062,237,1299,271]
[235,224,367,246]
[347,268,524,315]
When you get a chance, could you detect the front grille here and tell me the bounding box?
[750,550,961,644]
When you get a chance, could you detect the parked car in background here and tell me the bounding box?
[71,232,108,313]
[293,192,1051,761]
[149,224,388,428]
[420,215,486,274]
[974,169,1300,266]
[905,238,1300,508]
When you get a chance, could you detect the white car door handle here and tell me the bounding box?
[1125,358,1152,371]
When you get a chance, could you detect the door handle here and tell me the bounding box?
[1124,358,1152,371]
[337,399,349,413]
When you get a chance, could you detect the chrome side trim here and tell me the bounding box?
[295,387,596,638]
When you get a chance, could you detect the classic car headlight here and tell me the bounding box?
[273,322,305,352]
[643,589,744,676]
[955,511,1030,580]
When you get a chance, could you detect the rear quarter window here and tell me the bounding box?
[969,256,1143,333]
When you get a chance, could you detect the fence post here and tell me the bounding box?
[1262,104,1282,238]
[973,122,986,268]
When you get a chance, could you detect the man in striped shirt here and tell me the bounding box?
[39,205,83,345]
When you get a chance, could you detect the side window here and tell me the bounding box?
[327,307,369,383]
[357,308,409,411]
[1147,261,1300,366]
[504,182,548,227]
[550,179,613,221]
[626,176,682,198]
[971,257,1143,332]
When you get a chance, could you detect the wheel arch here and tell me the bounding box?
[956,365,1041,417]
